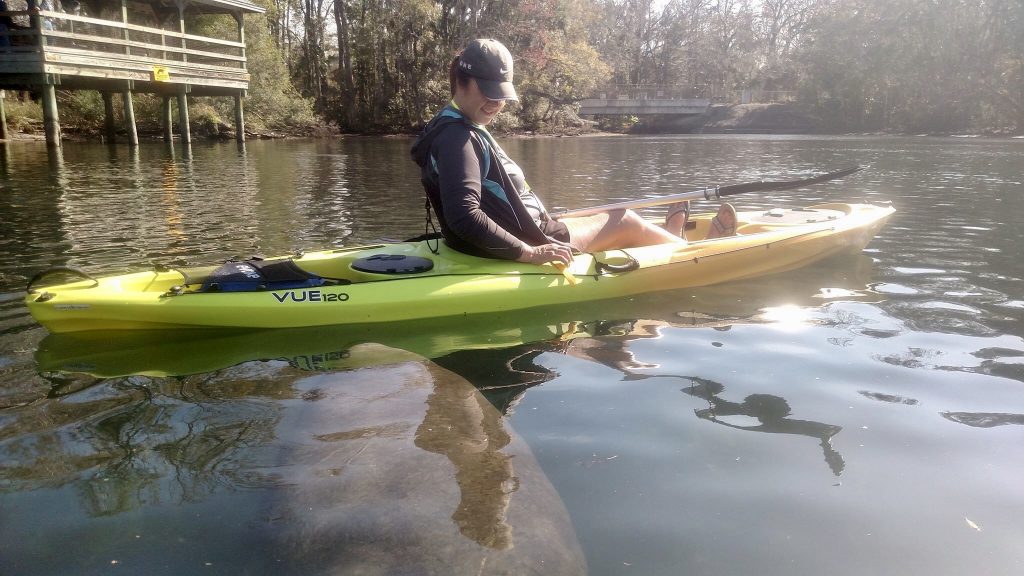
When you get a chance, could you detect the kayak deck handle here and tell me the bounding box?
[26,266,100,294]
[595,251,640,275]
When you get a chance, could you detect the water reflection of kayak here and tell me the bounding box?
[26,203,894,333]
[36,251,884,380]
[35,315,570,378]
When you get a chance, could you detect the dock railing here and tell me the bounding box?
[1,9,248,89]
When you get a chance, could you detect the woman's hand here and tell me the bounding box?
[519,243,573,266]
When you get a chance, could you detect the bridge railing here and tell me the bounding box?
[731,89,795,104]
[593,85,710,101]
[589,86,796,104]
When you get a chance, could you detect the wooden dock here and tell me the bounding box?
[0,0,265,147]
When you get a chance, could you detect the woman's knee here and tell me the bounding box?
[618,209,650,234]
[603,208,638,227]
[600,209,650,244]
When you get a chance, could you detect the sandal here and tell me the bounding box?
[706,203,737,239]
[665,201,690,236]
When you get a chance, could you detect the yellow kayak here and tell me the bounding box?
[25,202,894,333]
[36,251,887,379]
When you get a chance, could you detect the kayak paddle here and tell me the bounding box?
[554,166,861,219]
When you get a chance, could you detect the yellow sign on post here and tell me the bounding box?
[152,66,170,82]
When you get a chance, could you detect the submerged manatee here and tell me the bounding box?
[267,345,586,575]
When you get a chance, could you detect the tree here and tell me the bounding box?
[247,0,1024,134]
[190,8,318,132]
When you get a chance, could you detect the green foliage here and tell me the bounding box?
[190,9,319,132]
[3,0,1022,136]
[185,101,226,137]
[234,0,1024,134]
[511,2,612,132]
[596,115,638,133]
[242,13,319,131]
[2,97,43,133]
[57,91,106,129]
[796,0,1023,133]
[55,91,170,135]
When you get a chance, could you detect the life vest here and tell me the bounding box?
[410,105,553,257]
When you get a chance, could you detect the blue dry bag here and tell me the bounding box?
[199,259,326,292]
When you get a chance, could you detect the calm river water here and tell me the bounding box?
[1,135,1022,575]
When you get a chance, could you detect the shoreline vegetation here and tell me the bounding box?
[3,101,1019,143]
[2,0,1021,142]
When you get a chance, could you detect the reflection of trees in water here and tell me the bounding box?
[941,412,1024,428]
[2,373,287,516]
[858,390,918,405]
[874,346,1024,381]
[876,346,943,369]
[11,352,579,562]
[9,311,867,529]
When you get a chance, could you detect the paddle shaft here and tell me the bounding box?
[553,166,861,219]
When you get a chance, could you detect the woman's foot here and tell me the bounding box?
[705,203,737,239]
[665,201,690,237]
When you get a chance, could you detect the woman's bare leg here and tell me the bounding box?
[560,209,683,252]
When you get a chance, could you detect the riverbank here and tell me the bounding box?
[688,103,826,134]
[0,91,325,143]
[4,101,1020,142]
[0,121,330,143]
[458,102,1022,137]
[631,103,1023,137]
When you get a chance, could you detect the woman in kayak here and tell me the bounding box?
[411,38,736,267]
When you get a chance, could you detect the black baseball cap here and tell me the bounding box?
[458,39,518,101]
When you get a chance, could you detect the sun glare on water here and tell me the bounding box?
[759,304,814,330]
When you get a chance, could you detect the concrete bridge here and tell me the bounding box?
[578,86,711,116]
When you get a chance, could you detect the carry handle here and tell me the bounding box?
[26,266,100,294]
[594,252,640,275]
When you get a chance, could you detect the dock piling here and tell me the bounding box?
[42,84,61,148]
[122,90,138,147]
[0,90,7,141]
[234,92,245,143]
[162,96,173,141]
[176,89,191,145]
[103,92,116,143]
